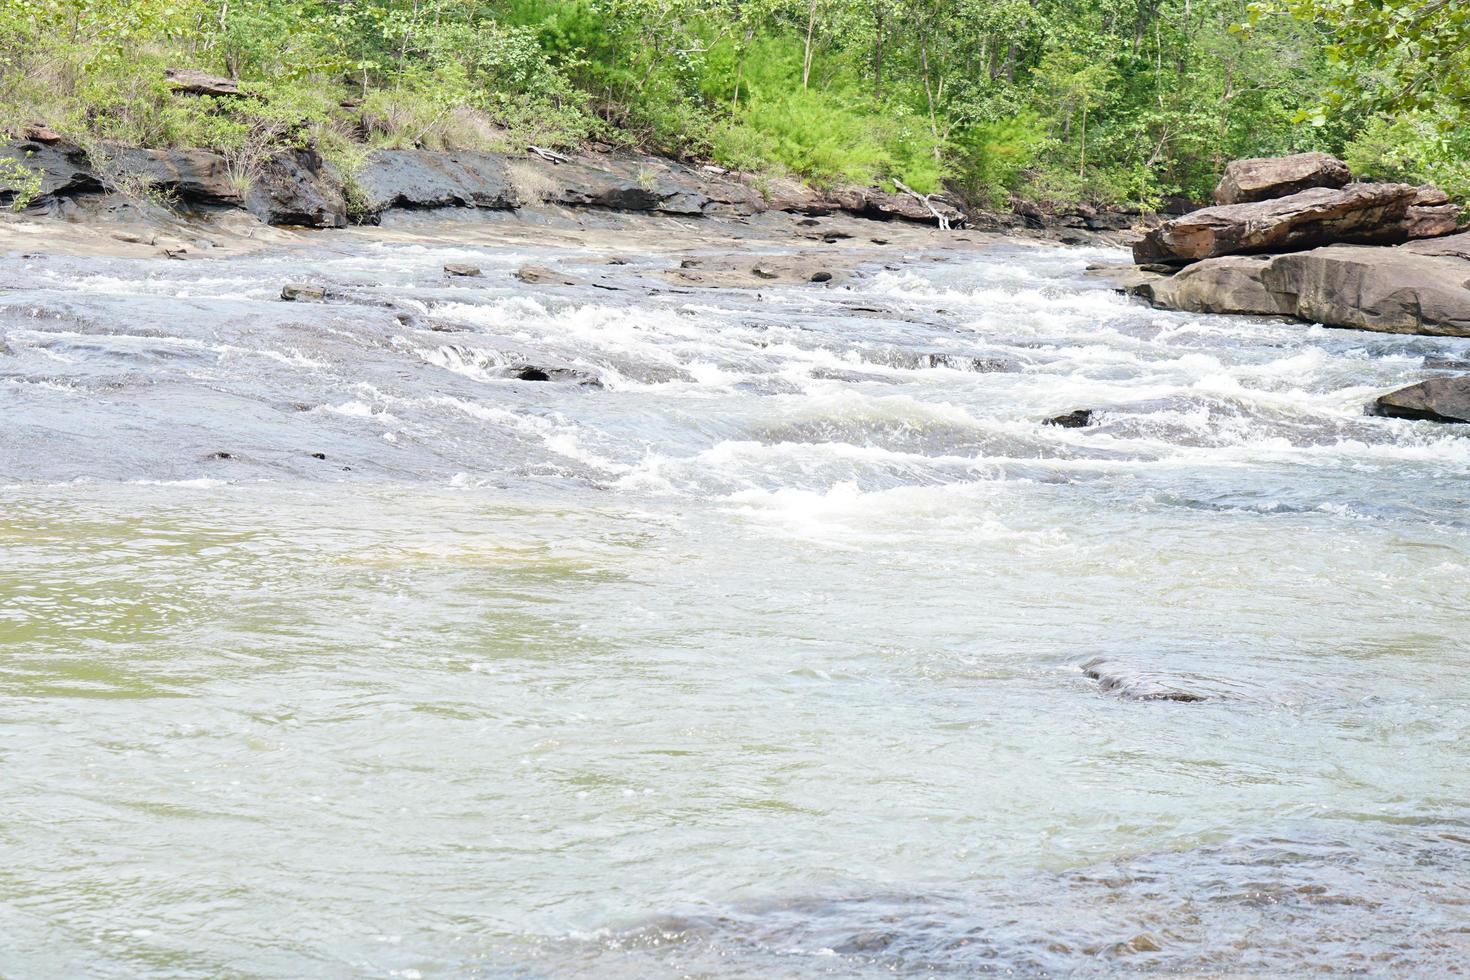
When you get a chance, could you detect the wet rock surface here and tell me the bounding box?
[664,252,848,288]
[0,137,1155,241]
[509,364,603,386]
[1045,409,1094,428]
[1,141,101,203]
[1080,657,1207,702]
[351,149,517,214]
[243,148,346,228]
[515,264,583,287]
[1369,375,1470,423]
[1131,244,1470,336]
[582,827,1470,976]
[280,283,326,302]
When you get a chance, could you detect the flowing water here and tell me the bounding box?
[3,213,1469,977]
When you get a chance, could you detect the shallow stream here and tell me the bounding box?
[3,215,1469,976]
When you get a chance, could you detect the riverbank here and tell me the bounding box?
[0,135,1144,255]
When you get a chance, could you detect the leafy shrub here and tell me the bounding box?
[1344,113,1470,203]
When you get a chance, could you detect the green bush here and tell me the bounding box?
[1344,113,1470,204]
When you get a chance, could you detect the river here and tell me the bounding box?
[3,212,1469,976]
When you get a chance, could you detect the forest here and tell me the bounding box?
[0,0,1466,210]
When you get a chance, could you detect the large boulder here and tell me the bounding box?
[1211,151,1346,205]
[1213,152,1351,205]
[1132,239,1470,336]
[1405,191,1461,239]
[352,149,516,214]
[107,146,242,203]
[1128,254,1290,317]
[0,140,100,204]
[1270,247,1470,335]
[244,148,346,228]
[1369,376,1470,423]
[1133,182,1420,264]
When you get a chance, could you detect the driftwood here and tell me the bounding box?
[892,177,953,230]
[528,145,572,165]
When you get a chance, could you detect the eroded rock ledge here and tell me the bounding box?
[1130,234,1470,337]
[1123,152,1467,338]
[0,138,972,229]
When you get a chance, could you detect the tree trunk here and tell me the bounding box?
[803,0,819,89]
[873,1,884,99]
[1079,103,1087,179]
[919,34,943,162]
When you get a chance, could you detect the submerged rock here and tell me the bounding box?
[1045,410,1094,428]
[1368,376,1470,423]
[667,253,847,288]
[861,349,1015,373]
[1134,183,1421,265]
[1080,658,1208,702]
[515,264,581,286]
[509,364,602,386]
[1213,152,1351,205]
[281,283,326,302]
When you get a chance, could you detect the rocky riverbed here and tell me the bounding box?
[4,152,1470,977]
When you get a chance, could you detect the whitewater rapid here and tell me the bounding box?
[3,215,1468,976]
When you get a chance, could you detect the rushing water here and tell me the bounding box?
[3,213,1469,977]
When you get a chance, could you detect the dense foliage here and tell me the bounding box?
[0,0,1464,207]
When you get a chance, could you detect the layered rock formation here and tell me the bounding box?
[1133,182,1422,264]
[0,137,967,230]
[1130,236,1470,336]
[1127,153,1465,339]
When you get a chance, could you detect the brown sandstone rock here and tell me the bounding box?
[1128,254,1290,317]
[1414,186,1451,207]
[20,123,62,144]
[1406,230,1470,261]
[1404,204,1460,240]
[1133,183,1420,264]
[515,264,581,286]
[165,68,242,98]
[1132,242,1470,336]
[1213,152,1351,205]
